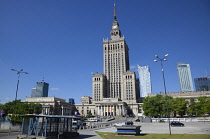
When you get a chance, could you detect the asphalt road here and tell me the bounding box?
[95,122,210,134]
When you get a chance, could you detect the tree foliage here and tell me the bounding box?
[143,95,187,117]
[194,96,209,116]
[143,95,173,118]
[172,98,188,117]
[187,98,197,116]
[1,100,42,123]
[143,95,210,117]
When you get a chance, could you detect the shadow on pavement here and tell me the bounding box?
[70,134,98,139]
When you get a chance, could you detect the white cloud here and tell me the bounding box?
[5,97,10,100]
[51,88,59,91]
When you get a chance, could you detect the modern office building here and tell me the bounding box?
[31,82,49,97]
[137,65,152,97]
[194,76,210,91]
[31,88,36,97]
[76,4,142,117]
[69,98,75,104]
[177,62,194,92]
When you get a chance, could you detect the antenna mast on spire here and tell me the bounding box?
[42,75,45,82]
[114,3,117,20]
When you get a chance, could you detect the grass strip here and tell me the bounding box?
[96,132,210,139]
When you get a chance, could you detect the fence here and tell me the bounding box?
[152,118,210,122]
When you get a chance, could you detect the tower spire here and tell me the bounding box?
[114,3,117,20]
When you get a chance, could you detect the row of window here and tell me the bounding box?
[104,43,124,51]
[94,78,101,81]
[125,75,133,79]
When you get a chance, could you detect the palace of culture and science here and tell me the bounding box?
[75,5,142,117]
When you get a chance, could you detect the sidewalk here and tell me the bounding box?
[72,130,103,139]
[0,130,103,139]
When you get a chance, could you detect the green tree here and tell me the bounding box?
[86,110,94,118]
[196,96,208,116]
[28,103,42,114]
[2,100,42,123]
[0,103,4,110]
[143,95,163,117]
[162,95,173,117]
[143,95,174,118]
[172,98,188,117]
[204,99,210,115]
[188,98,197,116]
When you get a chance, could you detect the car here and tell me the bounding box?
[135,118,140,122]
[113,122,126,127]
[126,121,133,125]
[106,117,115,121]
[159,119,165,123]
[170,121,184,127]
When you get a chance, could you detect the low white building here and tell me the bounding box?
[24,97,76,115]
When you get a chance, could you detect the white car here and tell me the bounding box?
[113,122,126,127]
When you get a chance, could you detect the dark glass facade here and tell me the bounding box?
[194,76,210,91]
[31,82,49,97]
[69,98,75,104]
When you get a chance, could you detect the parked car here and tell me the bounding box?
[159,119,165,123]
[113,122,126,127]
[135,118,140,122]
[126,121,133,125]
[170,121,184,127]
[106,117,115,121]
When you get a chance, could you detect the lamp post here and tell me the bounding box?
[11,69,28,101]
[61,105,64,115]
[154,54,171,135]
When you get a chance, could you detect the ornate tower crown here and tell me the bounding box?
[111,3,121,40]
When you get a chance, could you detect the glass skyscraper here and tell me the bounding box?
[177,62,194,92]
[194,76,210,91]
[69,98,75,104]
[31,82,49,97]
[137,65,152,97]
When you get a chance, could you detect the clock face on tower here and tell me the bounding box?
[112,25,117,29]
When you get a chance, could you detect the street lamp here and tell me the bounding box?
[154,54,171,135]
[11,69,28,101]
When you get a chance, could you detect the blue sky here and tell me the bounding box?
[0,0,209,104]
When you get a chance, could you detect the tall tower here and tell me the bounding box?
[177,62,194,92]
[103,4,130,99]
[137,65,152,97]
[92,4,139,103]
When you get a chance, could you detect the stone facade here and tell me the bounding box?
[76,98,143,117]
[76,4,142,117]
[24,97,76,115]
[80,96,92,104]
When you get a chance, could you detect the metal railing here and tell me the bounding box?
[152,118,210,122]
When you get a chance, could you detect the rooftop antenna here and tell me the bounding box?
[42,75,45,82]
[114,3,117,20]
[205,69,208,77]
